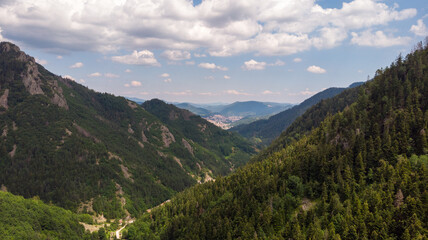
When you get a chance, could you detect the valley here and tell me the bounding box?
[0,0,427,238]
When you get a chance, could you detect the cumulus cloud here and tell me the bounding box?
[161,50,191,61]
[160,73,170,78]
[242,59,267,70]
[131,81,142,87]
[88,72,102,77]
[0,0,417,56]
[307,65,326,74]
[198,62,228,71]
[185,61,195,65]
[224,75,231,79]
[164,90,192,96]
[194,53,207,58]
[70,62,83,68]
[293,58,302,62]
[164,78,172,83]
[242,59,284,70]
[56,55,63,59]
[105,73,119,78]
[410,19,428,36]
[288,88,317,96]
[262,90,279,95]
[35,58,47,65]
[351,30,411,47]
[125,69,132,73]
[112,50,160,66]
[63,75,75,81]
[225,90,251,96]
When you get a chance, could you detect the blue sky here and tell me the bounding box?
[0,0,426,104]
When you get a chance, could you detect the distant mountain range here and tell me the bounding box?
[230,82,364,146]
[174,101,293,129]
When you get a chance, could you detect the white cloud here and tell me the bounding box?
[288,88,317,96]
[56,55,63,59]
[124,83,130,87]
[105,73,119,78]
[131,81,142,87]
[125,69,132,73]
[205,76,215,80]
[164,78,172,83]
[307,65,326,74]
[160,73,170,78]
[262,90,279,95]
[242,59,266,70]
[35,58,47,65]
[0,0,416,56]
[198,62,228,71]
[112,50,160,66]
[185,61,195,65]
[63,75,75,81]
[410,19,428,36]
[269,60,285,66]
[224,75,231,79]
[194,53,207,58]
[70,62,83,68]
[88,72,102,77]
[351,30,411,47]
[164,90,192,96]
[79,79,85,83]
[225,90,251,96]
[293,58,302,62]
[161,50,191,61]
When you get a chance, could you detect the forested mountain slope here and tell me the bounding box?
[126,42,428,239]
[0,191,92,240]
[142,99,255,169]
[230,84,362,146]
[0,42,255,220]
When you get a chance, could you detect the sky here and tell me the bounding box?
[0,0,427,104]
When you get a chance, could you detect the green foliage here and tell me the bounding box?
[127,41,428,239]
[231,87,353,146]
[0,42,255,220]
[0,191,88,239]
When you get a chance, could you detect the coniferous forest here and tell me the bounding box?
[123,41,428,239]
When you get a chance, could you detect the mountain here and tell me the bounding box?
[174,103,212,117]
[142,99,255,169]
[217,101,292,117]
[230,83,363,146]
[126,97,145,104]
[175,101,293,129]
[125,42,428,239]
[0,42,255,220]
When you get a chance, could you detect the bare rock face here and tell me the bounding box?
[0,89,9,109]
[161,125,175,147]
[49,80,68,110]
[21,57,44,95]
[182,138,194,156]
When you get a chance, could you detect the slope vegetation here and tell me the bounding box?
[126,41,428,239]
[0,42,255,220]
[230,86,358,145]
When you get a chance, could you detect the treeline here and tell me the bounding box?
[124,41,428,239]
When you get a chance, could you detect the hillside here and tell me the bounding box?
[230,84,363,146]
[142,99,255,169]
[174,103,212,117]
[0,42,255,220]
[0,191,93,239]
[125,42,428,239]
